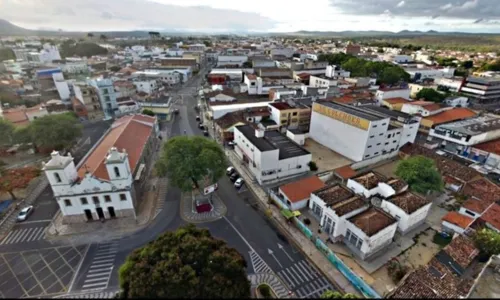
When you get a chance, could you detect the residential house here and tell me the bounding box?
[42,114,159,223]
[419,107,477,133]
[382,97,410,110]
[401,101,450,117]
[375,87,410,104]
[214,108,271,142]
[268,98,312,132]
[114,81,137,98]
[277,176,326,211]
[73,82,104,121]
[381,191,432,234]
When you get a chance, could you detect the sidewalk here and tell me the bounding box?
[226,150,361,297]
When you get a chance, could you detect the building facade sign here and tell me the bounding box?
[313,103,369,130]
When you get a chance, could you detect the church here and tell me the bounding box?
[43,114,159,223]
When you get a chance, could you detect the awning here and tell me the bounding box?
[292,211,301,217]
[281,209,294,220]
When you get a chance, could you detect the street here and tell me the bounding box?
[0,66,336,299]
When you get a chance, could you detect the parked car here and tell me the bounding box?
[227,141,235,148]
[196,115,201,121]
[173,108,179,115]
[17,205,34,222]
[234,178,245,188]
[203,130,209,136]
[226,166,235,175]
[198,123,204,129]
[229,172,239,182]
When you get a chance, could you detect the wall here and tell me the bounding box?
[350,151,399,170]
[458,206,482,219]
[345,219,397,259]
[217,55,248,67]
[442,220,466,234]
[381,201,431,233]
[310,76,337,88]
[57,190,134,218]
[375,89,410,104]
[309,111,369,162]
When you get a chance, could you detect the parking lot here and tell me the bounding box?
[0,245,88,298]
[302,138,353,172]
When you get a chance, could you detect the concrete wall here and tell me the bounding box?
[381,200,431,233]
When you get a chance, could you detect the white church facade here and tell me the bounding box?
[43,114,158,223]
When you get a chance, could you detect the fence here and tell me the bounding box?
[268,189,288,210]
[269,196,381,299]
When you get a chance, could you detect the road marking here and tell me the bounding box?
[68,244,91,293]
[301,285,330,299]
[88,267,113,273]
[278,270,295,288]
[223,216,255,252]
[283,268,301,286]
[0,231,14,245]
[90,262,113,269]
[295,261,314,281]
[289,265,306,283]
[82,282,108,289]
[86,271,112,278]
[18,219,52,224]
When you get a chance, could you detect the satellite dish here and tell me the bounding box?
[371,197,382,207]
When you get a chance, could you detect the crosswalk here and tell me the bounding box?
[80,241,119,293]
[153,179,168,219]
[0,226,47,245]
[277,260,335,299]
[55,291,119,299]
[249,251,273,274]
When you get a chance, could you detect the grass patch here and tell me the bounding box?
[257,284,274,299]
[432,232,452,247]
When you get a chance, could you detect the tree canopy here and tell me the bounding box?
[0,119,15,147]
[0,48,15,61]
[155,136,226,191]
[0,167,41,200]
[474,228,500,257]
[118,224,251,298]
[396,155,443,194]
[27,113,83,152]
[141,109,155,116]
[415,88,446,103]
[60,41,108,58]
[321,290,358,299]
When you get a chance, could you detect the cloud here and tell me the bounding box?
[473,18,484,23]
[329,0,500,20]
[0,0,276,32]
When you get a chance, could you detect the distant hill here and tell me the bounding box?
[272,29,500,38]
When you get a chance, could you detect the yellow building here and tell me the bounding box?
[268,101,312,131]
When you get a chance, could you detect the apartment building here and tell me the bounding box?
[73,82,104,121]
[460,76,500,104]
[159,57,198,71]
[89,78,119,119]
[268,98,312,131]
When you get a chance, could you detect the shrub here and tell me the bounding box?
[308,161,318,171]
[258,284,272,298]
[387,260,409,283]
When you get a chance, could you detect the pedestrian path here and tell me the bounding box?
[154,179,168,219]
[180,194,227,223]
[248,273,290,298]
[55,290,119,299]
[277,260,335,299]
[249,251,273,274]
[80,241,119,293]
[0,226,47,245]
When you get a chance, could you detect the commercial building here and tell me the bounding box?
[460,76,500,104]
[375,87,410,104]
[233,125,312,184]
[42,114,159,223]
[160,57,198,71]
[309,102,419,162]
[217,55,248,67]
[89,78,119,119]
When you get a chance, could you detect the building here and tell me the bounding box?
[419,107,477,132]
[268,98,312,132]
[375,87,410,104]
[73,82,104,121]
[444,96,469,107]
[382,97,410,110]
[325,65,350,78]
[460,76,500,104]
[113,81,137,98]
[160,57,198,71]
[233,125,312,184]
[401,101,449,117]
[217,55,248,67]
[0,103,67,126]
[277,176,326,211]
[133,79,160,95]
[309,102,419,162]
[309,75,338,88]
[42,114,159,223]
[404,66,455,81]
[381,191,432,234]
[210,69,244,83]
[345,43,361,56]
[89,78,119,119]
[270,48,295,58]
[214,108,271,142]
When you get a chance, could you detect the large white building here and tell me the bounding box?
[233,125,312,184]
[42,114,158,223]
[308,102,419,162]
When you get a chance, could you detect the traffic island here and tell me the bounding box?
[256,283,276,299]
[180,191,227,223]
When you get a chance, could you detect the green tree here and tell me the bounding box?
[378,66,409,85]
[99,34,107,41]
[0,119,15,147]
[0,48,15,61]
[109,65,121,72]
[141,109,155,116]
[321,290,358,299]
[118,224,251,298]
[318,53,354,65]
[28,113,83,152]
[155,136,226,191]
[60,42,108,58]
[462,60,474,69]
[87,32,94,39]
[396,155,443,194]
[415,88,446,102]
[474,228,500,256]
[203,40,212,47]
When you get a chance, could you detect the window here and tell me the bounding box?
[465,210,476,217]
[367,145,372,148]
[387,134,391,138]
[369,135,374,138]
[393,140,397,143]
[345,229,363,250]
[382,123,387,126]
[407,134,411,137]
[104,195,111,202]
[80,197,88,205]
[365,154,370,158]
[376,143,381,146]
[373,125,377,128]
[379,133,383,136]
[114,166,121,178]
[54,172,62,183]
[311,202,323,218]
[64,199,72,207]
[385,142,389,145]
[105,96,110,102]
[374,152,379,155]
[292,112,298,116]
[92,196,99,204]
[120,194,127,201]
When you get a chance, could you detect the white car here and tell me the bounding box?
[17,205,34,222]
[234,178,244,188]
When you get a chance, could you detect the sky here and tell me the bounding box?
[0,0,499,33]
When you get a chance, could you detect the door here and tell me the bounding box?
[108,207,116,218]
[84,209,93,221]
[324,217,334,235]
[96,207,105,220]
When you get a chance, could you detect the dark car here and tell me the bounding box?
[196,115,201,121]
[173,108,179,115]
[198,123,204,129]
[203,130,209,136]
[229,172,239,182]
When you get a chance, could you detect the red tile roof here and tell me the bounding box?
[462,199,493,214]
[423,108,477,125]
[442,211,474,229]
[462,177,500,203]
[348,207,397,236]
[279,176,326,203]
[443,234,479,269]
[473,138,500,156]
[335,165,357,179]
[384,97,409,105]
[78,114,156,180]
[386,191,431,214]
[480,203,500,230]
